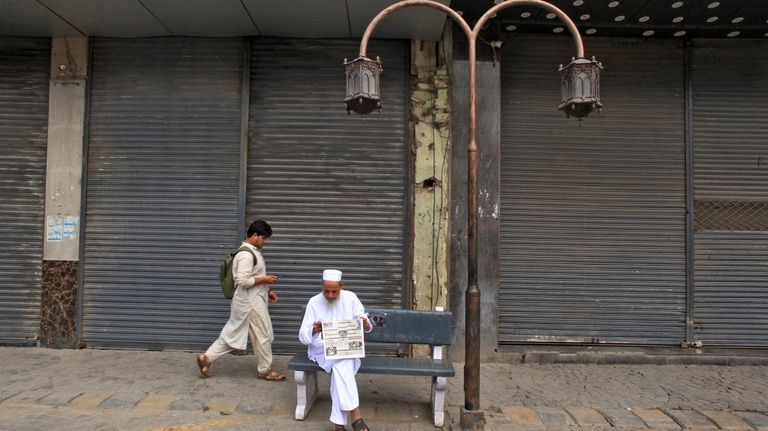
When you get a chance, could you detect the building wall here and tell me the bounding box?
[13,32,767,355]
[29,36,415,351]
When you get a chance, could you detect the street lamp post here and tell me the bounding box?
[345,1,602,429]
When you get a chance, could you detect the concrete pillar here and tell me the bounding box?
[40,37,88,348]
[410,36,452,357]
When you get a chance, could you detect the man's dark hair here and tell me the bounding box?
[247,220,272,238]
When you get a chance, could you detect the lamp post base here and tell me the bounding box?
[460,407,485,430]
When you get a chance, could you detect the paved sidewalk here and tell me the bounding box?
[1,347,767,430]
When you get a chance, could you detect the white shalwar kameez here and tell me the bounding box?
[204,242,274,374]
[298,290,372,426]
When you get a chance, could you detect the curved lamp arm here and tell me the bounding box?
[359,0,472,58]
[474,0,584,57]
[360,0,584,60]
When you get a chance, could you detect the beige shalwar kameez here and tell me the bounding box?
[204,242,274,374]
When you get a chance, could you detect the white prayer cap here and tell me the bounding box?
[322,269,342,281]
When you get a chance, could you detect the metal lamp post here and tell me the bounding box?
[345,1,602,429]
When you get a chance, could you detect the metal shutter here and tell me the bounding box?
[82,38,244,349]
[247,39,409,353]
[0,38,49,344]
[498,36,686,345]
[692,40,768,347]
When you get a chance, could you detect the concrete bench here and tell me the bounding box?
[288,307,454,427]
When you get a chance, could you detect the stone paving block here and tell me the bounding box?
[169,397,206,411]
[665,409,719,430]
[632,408,680,430]
[601,408,647,428]
[269,400,294,416]
[500,405,545,429]
[408,422,440,431]
[733,411,768,431]
[5,389,55,405]
[68,392,114,409]
[132,393,177,411]
[565,407,611,427]
[701,411,754,430]
[99,392,146,409]
[206,397,241,416]
[535,407,576,427]
[370,401,431,423]
[0,390,22,403]
[37,391,83,407]
[237,399,274,415]
[481,407,515,431]
[482,417,521,431]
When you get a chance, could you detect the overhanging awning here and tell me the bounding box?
[0,0,450,40]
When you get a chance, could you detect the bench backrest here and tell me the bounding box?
[365,307,452,346]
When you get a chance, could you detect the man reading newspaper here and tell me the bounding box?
[298,269,373,431]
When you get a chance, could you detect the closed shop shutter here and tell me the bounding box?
[498,36,686,345]
[0,38,49,344]
[692,40,768,347]
[81,38,244,349]
[247,39,409,353]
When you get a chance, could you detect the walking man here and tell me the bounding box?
[197,220,286,381]
[298,269,372,431]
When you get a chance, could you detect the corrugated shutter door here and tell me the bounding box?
[82,38,244,349]
[0,38,49,344]
[498,36,686,345]
[248,39,408,353]
[692,40,768,347]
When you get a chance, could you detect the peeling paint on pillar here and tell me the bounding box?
[410,39,452,357]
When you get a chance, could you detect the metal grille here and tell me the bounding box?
[0,37,49,344]
[692,39,768,347]
[82,38,244,349]
[498,36,686,345]
[247,38,409,354]
[695,200,768,231]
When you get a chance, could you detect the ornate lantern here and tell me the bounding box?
[559,56,603,120]
[344,56,383,115]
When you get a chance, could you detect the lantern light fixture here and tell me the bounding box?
[344,56,383,116]
[559,56,603,120]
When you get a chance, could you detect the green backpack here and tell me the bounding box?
[220,246,257,299]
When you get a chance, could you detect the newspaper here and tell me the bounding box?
[322,318,365,359]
